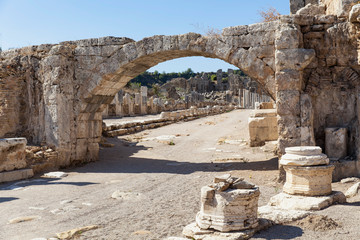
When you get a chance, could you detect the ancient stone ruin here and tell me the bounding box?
[1,0,360,182]
[183,174,268,240]
[281,146,334,196]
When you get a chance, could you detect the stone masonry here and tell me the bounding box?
[1,1,360,177]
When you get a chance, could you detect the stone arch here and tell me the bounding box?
[76,33,276,116]
[69,32,277,164]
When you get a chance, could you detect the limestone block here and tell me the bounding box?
[248,110,278,147]
[349,4,360,22]
[276,90,300,116]
[258,205,310,224]
[323,0,358,17]
[0,138,27,172]
[283,165,334,196]
[345,182,360,197]
[285,146,322,155]
[275,25,302,50]
[325,128,347,160]
[280,153,329,166]
[280,146,329,166]
[275,49,316,71]
[0,168,34,183]
[275,69,302,91]
[268,191,346,211]
[290,0,306,14]
[196,186,260,232]
[296,3,326,16]
[183,219,272,240]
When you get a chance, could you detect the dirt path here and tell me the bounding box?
[0,109,359,240]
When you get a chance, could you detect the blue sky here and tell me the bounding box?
[0,0,290,73]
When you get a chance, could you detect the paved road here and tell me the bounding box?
[0,109,280,240]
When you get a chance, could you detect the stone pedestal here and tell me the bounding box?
[184,175,262,239]
[196,186,260,232]
[283,165,335,196]
[280,146,334,196]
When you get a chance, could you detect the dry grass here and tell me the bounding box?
[258,7,281,22]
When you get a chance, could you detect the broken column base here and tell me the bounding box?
[182,219,273,240]
[268,191,346,211]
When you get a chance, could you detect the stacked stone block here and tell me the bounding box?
[280,146,334,196]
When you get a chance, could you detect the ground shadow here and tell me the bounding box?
[0,197,19,203]
[0,178,98,191]
[75,137,278,174]
[339,201,360,206]
[253,225,303,239]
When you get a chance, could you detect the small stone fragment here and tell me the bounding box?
[215,181,231,191]
[60,200,73,204]
[131,230,152,235]
[213,174,231,183]
[258,205,310,224]
[111,190,141,200]
[341,177,359,184]
[9,215,40,224]
[345,182,360,198]
[43,171,68,178]
[231,180,255,189]
[56,225,99,239]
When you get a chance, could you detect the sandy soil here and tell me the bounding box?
[1,109,360,240]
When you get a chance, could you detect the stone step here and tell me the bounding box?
[0,168,34,183]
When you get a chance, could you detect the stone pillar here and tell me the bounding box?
[124,93,134,116]
[115,90,123,117]
[102,105,109,118]
[275,21,315,156]
[140,86,147,115]
[280,146,334,196]
[41,46,77,167]
[216,69,223,91]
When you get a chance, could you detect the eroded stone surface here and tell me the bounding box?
[258,205,310,224]
[0,138,27,172]
[345,182,360,198]
[325,128,347,160]
[268,191,346,211]
[283,165,334,196]
[248,109,278,147]
[183,219,273,240]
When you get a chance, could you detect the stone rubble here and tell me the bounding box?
[56,225,99,239]
[43,171,68,178]
[344,182,360,198]
[340,177,360,183]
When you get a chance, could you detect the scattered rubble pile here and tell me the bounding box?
[292,214,341,232]
[25,145,58,174]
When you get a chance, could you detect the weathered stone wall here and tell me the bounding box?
[3,2,360,173]
[0,27,279,169]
